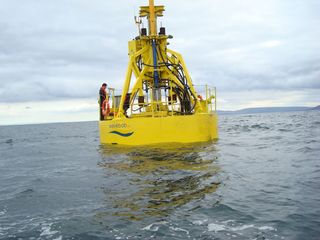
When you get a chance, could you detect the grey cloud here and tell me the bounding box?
[193,59,320,91]
[0,0,319,104]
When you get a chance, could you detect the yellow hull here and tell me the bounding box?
[99,113,218,146]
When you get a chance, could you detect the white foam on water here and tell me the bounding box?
[40,223,58,237]
[258,226,276,231]
[222,220,235,224]
[142,221,168,232]
[230,224,255,231]
[142,224,156,231]
[0,226,12,237]
[169,226,189,235]
[208,223,226,232]
[192,219,208,225]
[144,225,159,232]
[0,209,7,216]
[53,236,62,240]
[207,220,276,234]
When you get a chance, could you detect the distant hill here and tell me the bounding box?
[218,106,318,115]
[311,105,320,110]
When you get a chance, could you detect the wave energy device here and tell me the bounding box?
[99,0,218,145]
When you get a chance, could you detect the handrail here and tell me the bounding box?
[101,84,217,121]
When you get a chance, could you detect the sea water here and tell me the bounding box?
[0,111,319,239]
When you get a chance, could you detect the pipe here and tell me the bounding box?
[152,39,159,87]
[149,0,156,36]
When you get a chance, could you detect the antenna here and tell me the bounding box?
[133,4,141,36]
[134,16,142,36]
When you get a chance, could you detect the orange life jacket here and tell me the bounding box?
[102,99,110,116]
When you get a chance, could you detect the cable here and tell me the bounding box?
[157,44,197,114]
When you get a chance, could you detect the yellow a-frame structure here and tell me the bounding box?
[99,0,218,145]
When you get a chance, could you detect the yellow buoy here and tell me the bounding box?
[99,0,218,145]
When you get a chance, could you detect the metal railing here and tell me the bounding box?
[100,84,217,120]
[193,84,217,113]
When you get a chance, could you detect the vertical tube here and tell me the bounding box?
[149,0,160,103]
[117,63,133,117]
[112,89,115,119]
[152,40,159,87]
[149,0,156,36]
[170,81,174,116]
[150,86,155,117]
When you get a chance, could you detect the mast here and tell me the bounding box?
[148,0,156,36]
[116,0,202,117]
[149,0,160,93]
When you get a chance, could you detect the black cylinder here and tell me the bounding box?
[159,27,166,35]
[141,28,147,36]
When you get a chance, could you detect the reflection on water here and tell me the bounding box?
[97,143,221,220]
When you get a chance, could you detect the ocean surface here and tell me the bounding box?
[0,111,319,240]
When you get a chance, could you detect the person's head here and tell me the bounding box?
[102,83,107,90]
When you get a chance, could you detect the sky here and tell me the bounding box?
[0,0,319,125]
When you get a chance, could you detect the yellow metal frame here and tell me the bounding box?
[99,0,218,145]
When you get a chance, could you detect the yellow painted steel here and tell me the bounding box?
[99,0,218,145]
[148,0,156,36]
[99,113,218,146]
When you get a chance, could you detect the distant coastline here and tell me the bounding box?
[1,105,319,127]
[218,105,320,115]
